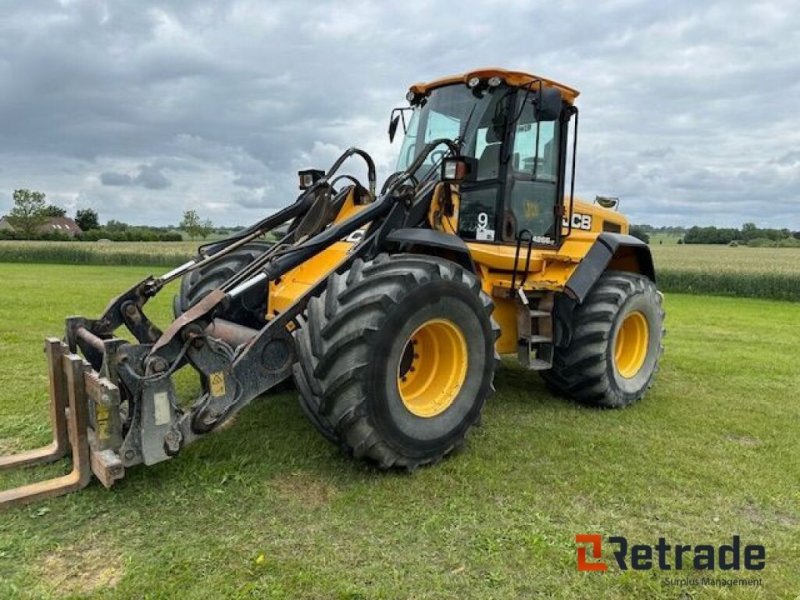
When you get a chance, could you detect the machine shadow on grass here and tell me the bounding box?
[116,366,581,496]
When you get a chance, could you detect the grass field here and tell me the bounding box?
[649,233,682,245]
[0,264,798,599]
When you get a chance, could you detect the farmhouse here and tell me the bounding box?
[0,215,83,237]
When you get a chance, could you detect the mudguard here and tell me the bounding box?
[565,233,656,303]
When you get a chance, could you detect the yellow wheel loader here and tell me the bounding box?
[0,68,664,507]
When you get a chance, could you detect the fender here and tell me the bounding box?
[383,228,476,272]
[565,233,656,303]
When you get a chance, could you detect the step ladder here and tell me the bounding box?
[516,291,555,371]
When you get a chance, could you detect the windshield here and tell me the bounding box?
[395,84,508,179]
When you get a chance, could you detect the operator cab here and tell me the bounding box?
[391,69,578,248]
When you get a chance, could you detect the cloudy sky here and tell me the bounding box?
[1,0,798,228]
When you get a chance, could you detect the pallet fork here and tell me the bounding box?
[0,339,124,508]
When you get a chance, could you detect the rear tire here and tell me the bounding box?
[541,271,664,408]
[174,242,272,329]
[293,253,499,469]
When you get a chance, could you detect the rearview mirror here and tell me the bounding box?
[388,107,411,143]
[534,87,563,121]
[388,115,400,143]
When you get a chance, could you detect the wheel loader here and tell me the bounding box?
[0,68,664,507]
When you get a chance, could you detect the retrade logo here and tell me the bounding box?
[576,534,607,571]
[575,534,765,572]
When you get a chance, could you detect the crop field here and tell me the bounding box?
[0,240,798,301]
[0,263,798,599]
[0,241,200,267]
[651,245,800,301]
[651,244,800,274]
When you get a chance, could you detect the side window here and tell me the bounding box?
[505,100,561,243]
[511,106,557,182]
[475,126,502,181]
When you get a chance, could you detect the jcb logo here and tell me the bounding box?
[576,534,608,572]
[562,213,592,231]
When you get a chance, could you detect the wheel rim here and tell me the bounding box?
[614,311,650,379]
[397,318,468,418]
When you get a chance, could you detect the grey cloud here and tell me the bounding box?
[773,151,800,167]
[100,165,171,189]
[134,165,171,189]
[100,171,134,186]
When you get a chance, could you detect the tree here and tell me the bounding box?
[629,225,650,244]
[42,204,67,217]
[7,189,48,238]
[199,219,214,240]
[105,220,129,232]
[178,210,207,241]
[741,222,758,241]
[75,208,100,231]
[180,210,214,240]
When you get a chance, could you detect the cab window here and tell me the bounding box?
[504,97,561,243]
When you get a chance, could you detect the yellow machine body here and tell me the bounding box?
[268,190,633,354]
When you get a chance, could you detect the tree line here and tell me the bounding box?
[1,189,229,242]
[633,223,800,247]
[4,189,798,247]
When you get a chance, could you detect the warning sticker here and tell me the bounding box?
[95,400,110,439]
[476,228,495,241]
[210,372,226,398]
[154,392,171,426]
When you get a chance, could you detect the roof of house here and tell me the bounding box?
[0,215,83,234]
[42,216,82,234]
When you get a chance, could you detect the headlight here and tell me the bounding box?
[487,76,503,87]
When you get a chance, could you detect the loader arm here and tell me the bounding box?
[0,141,454,508]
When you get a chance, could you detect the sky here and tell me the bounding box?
[0,0,798,229]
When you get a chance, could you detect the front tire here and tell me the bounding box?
[293,254,499,469]
[174,242,272,329]
[542,271,664,408]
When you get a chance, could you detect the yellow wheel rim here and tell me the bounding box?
[614,311,650,379]
[397,318,468,418]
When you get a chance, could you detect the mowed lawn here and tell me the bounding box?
[0,264,798,599]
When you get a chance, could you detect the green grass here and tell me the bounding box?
[0,264,798,599]
[649,233,683,245]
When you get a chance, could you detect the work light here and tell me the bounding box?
[298,169,324,190]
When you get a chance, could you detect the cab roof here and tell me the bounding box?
[408,67,579,104]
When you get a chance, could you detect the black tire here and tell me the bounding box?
[293,253,499,469]
[174,242,272,329]
[541,271,664,408]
